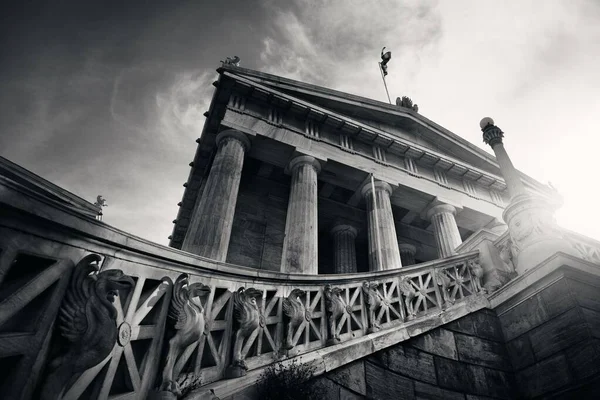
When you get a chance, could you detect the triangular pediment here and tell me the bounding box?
[219,65,551,196]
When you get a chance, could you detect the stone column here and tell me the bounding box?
[425,204,463,259]
[281,156,321,274]
[330,224,358,274]
[182,130,250,260]
[361,180,402,271]
[399,243,417,266]
[480,117,578,273]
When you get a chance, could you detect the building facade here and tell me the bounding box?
[1,64,600,400]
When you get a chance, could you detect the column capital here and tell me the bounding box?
[287,155,321,174]
[330,224,358,238]
[422,198,463,221]
[360,180,392,198]
[216,129,251,152]
[398,243,417,254]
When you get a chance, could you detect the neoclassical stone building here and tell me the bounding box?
[1,63,600,400]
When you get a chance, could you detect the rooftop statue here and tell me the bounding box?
[221,56,241,66]
[380,47,392,76]
[41,254,134,400]
[94,195,107,208]
[396,96,419,112]
[159,274,211,397]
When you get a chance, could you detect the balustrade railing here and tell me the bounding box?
[565,229,600,265]
[0,182,485,400]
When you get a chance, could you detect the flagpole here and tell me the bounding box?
[378,62,392,105]
[370,174,383,271]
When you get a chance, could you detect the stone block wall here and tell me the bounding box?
[315,309,516,399]
[498,276,600,398]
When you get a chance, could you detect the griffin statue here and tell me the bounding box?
[159,274,211,396]
[227,287,263,377]
[434,269,454,308]
[41,254,134,400]
[398,276,417,320]
[282,288,307,350]
[362,282,383,333]
[324,284,346,345]
[467,260,485,294]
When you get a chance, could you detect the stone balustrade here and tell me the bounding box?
[0,176,486,400]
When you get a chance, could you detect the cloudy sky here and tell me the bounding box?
[1,0,599,245]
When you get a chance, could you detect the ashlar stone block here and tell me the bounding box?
[365,361,415,400]
[409,328,458,360]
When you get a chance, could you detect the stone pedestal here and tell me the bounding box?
[398,243,417,266]
[281,156,321,274]
[330,224,358,274]
[425,204,463,259]
[182,130,250,260]
[361,180,402,271]
[503,194,576,274]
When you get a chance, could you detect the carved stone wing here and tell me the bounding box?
[168,274,189,330]
[58,254,101,342]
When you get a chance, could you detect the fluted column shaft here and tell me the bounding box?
[281,156,321,274]
[331,225,358,274]
[361,181,402,271]
[427,204,462,258]
[399,243,417,266]
[182,130,250,260]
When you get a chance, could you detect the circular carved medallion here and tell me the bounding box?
[117,322,132,347]
[259,315,266,328]
[345,305,353,314]
[304,309,312,321]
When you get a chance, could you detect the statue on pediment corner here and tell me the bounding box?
[282,288,307,350]
[362,282,384,333]
[158,274,211,397]
[221,56,241,66]
[395,96,419,112]
[41,254,134,400]
[324,284,345,345]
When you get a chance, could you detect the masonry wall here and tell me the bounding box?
[498,276,600,398]
[316,309,515,400]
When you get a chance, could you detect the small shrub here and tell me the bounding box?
[256,359,326,400]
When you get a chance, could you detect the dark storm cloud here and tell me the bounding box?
[0,0,273,244]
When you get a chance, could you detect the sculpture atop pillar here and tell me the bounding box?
[41,254,134,400]
[398,277,417,319]
[159,274,211,397]
[282,288,307,350]
[227,287,263,378]
[324,284,346,345]
[480,117,578,273]
[362,282,384,333]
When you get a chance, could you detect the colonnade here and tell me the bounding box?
[183,129,464,274]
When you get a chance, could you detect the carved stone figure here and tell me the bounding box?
[380,47,392,76]
[94,195,108,208]
[467,260,485,293]
[282,288,307,350]
[434,269,454,308]
[41,254,134,400]
[395,96,419,112]
[324,284,345,345]
[498,239,516,273]
[222,56,241,66]
[159,274,211,396]
[398,276,417,319]
[362,282,383,333]
[226,287,263,377]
